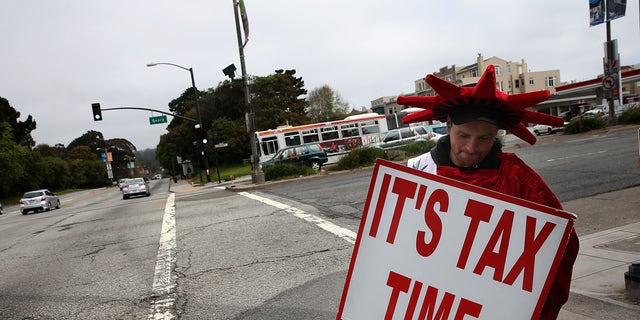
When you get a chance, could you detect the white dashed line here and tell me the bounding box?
[546,150,607,162]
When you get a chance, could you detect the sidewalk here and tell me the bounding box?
[558,186,640,319]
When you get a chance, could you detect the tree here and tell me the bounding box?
[135,148,161,175]
[251,69,310,130]
[67,130,106,157]
[155,69,311,167]
[209,117,250,165]
[0,96,37,148]
[306,85,351,122]
[0,122,29,196]
[34,143,70,159]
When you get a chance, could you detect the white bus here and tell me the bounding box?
[256,113,389,164]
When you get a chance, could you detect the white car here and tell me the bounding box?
[583,108,605,117]
[530,124,563,136]
[19,189,61,215]
[121,178,151,200]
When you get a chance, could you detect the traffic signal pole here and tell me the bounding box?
[89,105,198,123]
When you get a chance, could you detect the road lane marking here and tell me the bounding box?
[239,192,357,244]
[148,193,177,320]
[546,150,607,162]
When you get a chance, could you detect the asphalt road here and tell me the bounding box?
[0,126,638,319]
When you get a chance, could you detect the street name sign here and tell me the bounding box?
[149,115,168,125]
[214,142,229,149]
[337,159,575,320]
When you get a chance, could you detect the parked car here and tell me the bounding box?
[583,108,605,117]
[19,189,61,215]
[530,124,563,136]
[260,143,328,171]
[118,178,127,190]
[372,126,431,149]
[424,124,448,141]
[121,177,151,200]
[152,174,162,180]
[0,202,3,215]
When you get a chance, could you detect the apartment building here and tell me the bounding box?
[415,53,560,96]
[372,53,561,116]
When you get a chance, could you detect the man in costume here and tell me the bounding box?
[398,65,579,320]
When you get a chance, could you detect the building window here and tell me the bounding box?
[471,69,478,77]
[444,74,453,82]
[495,65,502,76]
[546,76,556,87]
[515,79,520,88]
[496,81,504,92]
[529,77,535,85]
[507,64,511,74]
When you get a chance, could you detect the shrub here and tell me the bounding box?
[263,163,316,181]
[563,117,607,134]
[332,147,387,171]
[618,107,640,124]
[398,140,436,157]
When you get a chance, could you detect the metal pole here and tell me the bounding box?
[189,68,211,183]
[233,0,264,184]
[147,62,211,183]
[604,2,619,126]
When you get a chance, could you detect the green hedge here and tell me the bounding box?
[618,107,640,124]
[263,163,316,181]
[332,147,387,171]
[563,117,608,134]
[399,140,437,156]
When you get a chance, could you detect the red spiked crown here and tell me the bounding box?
[398,64,564,145]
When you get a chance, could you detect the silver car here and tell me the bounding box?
[121,178,151,200]
[19,189,61,215]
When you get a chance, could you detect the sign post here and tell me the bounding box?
[337,160,575,319]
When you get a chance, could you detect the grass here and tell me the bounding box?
[191,163,253,184]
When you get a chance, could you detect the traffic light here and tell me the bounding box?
[92,103,102,121]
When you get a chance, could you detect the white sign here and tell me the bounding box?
[602,75,617,90]
[337,160,574,320]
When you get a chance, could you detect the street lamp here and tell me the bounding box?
[146,62,211,183]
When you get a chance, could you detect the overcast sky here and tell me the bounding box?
[1,1,638,150]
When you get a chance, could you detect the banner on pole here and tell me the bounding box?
[337,159,575,319]
[590,0,627,26]
[238,0,250,46]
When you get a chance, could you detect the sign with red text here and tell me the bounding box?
[337,159,575,320]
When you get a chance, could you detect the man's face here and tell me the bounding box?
[447,120,498,168]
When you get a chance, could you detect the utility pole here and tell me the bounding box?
[233,0,264,184]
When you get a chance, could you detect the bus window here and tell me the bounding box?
[284,132,301,146]
[341,123,359,137]
[361,122,380,134]
[260,137,279,157]
[302,129,320,143]
[362,125,380,134]
[321,126,339,141]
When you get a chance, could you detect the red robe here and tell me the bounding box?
[437,152,579,320]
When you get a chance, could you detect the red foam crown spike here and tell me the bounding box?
[398,64,563,145]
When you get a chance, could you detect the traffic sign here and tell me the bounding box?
[149,115,168,125]
[602,75,617,90]
[215,142,229,149]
